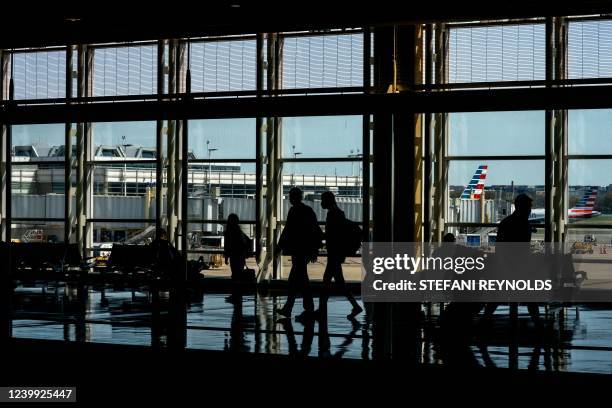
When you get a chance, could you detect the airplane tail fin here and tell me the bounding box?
[569,187,598,217]
[460,165,488,199]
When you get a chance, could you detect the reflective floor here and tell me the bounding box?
[9,284,612,374]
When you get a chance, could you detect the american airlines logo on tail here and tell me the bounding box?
[569,187,601,219]
[460,165,488,199]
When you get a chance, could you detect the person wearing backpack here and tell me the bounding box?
[276,187,322,321]
[317,191,363,320]
[224,213,251,303]
[224,213,250,281]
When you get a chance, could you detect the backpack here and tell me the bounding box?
[343,219,363,256]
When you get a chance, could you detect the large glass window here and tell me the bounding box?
[12,49,67,100]
[89,121,158,252]
[568,110,612,226]
[447,23,545,83]
[445,111,545,244]
[187,118,257,276]
[188,38,257,93]
[567,109,612,293]
[10,124,67,242]
[279,115,364,281]
[568,19,612,79]
[281,32,364,89]
[92,44,157,97]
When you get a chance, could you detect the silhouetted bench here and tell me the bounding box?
[103,244,181,284]
[106,244,154,274]
[8,242,83,282]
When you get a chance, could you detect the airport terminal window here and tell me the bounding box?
[568,19,612,80]
[92,44,157,97]
[566,156,612,286]
[445,111,545,244]
[188,38,257,93]
[186,118,257,276]
[12,49,67,100]
[278,115,364,280]
[568,109,612,232]
[446,23,545,83]
[282,116,363,158]
[280,32,364,89]
[89,222,156,256]
[448,111,544,156]
[567,160,611,226]
[188,119,256,160]
[89,121,157,252]
[10,124,67,243]
[569,109,612,155]
[280,161,364,281]
[186,222,258,278]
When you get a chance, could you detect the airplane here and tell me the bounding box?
[457,166,601,223]
[529,187,601,222]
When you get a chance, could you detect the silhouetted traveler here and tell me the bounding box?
[317,191,363,319]
[224,214,251,303]
[224,214,251,282]
[482,194,541,325]
[276,187,322,321]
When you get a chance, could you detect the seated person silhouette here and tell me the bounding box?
[149,228,181,279]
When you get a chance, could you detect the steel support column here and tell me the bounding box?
[75,45,87,255]
[370,26,396,361]
[0,51,9,242]
[260,33,282,281]
[394,25,424,243]
[545,17,554,244]
[362,27,372,241]
[65,46,74,244]
[424,24,433,242]
[176,41,187,252]
[84,47,95,255]
[0,50,10,344]
[554,17,568,244]
[372,26,394,244]
[546,17,568,244]
[392,24,424,363]
[255,33,265,276]
[156,40,166,233]
[431,23,448,242]
[167,39,178,245]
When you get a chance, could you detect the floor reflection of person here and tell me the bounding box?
[225,292,248,353]
[278,316,314,358]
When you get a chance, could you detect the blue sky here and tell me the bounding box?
[12,111,612,185]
